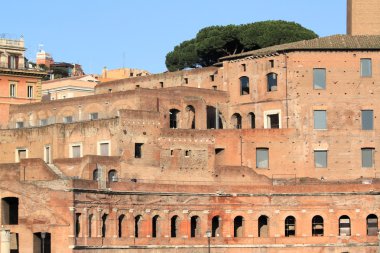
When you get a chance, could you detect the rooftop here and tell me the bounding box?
[219,34,380,61]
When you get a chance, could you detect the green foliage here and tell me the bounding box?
[165,20,318,71]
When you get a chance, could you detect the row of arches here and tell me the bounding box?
[75,213,379,239]
[239,73,278,96]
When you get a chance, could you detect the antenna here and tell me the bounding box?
[123,52,126,69]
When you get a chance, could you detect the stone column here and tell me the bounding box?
[0,227,10,253]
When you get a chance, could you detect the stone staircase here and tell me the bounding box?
[47,163,70,179]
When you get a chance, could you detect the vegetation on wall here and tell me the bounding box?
[165,20,318,71]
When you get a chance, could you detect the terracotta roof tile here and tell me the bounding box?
[219,35,380,61]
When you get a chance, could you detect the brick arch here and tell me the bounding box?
[56,105,78,122]
[108,99,134,117]
[82,102,105,118]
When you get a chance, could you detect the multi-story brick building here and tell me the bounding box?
[1,1,380,253]
[0,36,46,128]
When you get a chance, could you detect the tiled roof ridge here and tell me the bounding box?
[220,34,380,61]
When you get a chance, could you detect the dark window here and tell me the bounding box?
[184,78,188,84]
[1,197,18,225]
[367,214,378,236]
[171,215,179,238]
[267,114,279,129]
[248,112,255,129]
[312,215,324,236]
[185,150,191,157]
[27,85,34,98]
[212,85,217,90]
[118,214,125,238]
[160,81,164,88]
[102,214,108,238]
[90,112,98,120]
[231,113,242,129]
[339,215,351,236]
[135,143,143,158]
[241,64,246,72]
[152,215,160,238]
[258,215,269,237]
[92,169,99,181]
[212,216,220,237]
[362,148,374,168]
[190,216,200,238]
[88,214,93,238]
[16,122,24,129]
[361,58,372,77]
[135,215,142,238]
[210,75,215,82]
[362,110,373,130]
[240,76,250,95]
[313,68,326,89]
[63,116,73,123]
[40,119,48,126]
[269,60,274,68]
[108,170,118,182]
[75,213,81,237]
[10,83,16,97]
[234,216,244,237]
[207,106,223,129]
[267,73,278,91]
[169,109,180,129]
[33,232,51,253]
[285,216,296,237]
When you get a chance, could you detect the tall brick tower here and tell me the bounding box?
[347,0,380,35]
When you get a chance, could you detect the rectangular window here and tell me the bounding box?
[362,148,374,168]
[10,83,16,97]
[44,146,51,164]
[313,68,326,89]
[16,122,24,129]
[256,148,269,168]
[241,64,246,72]
[362,110,373,130]
[210,75,215,82]
[71,145,81,158]
[269,60,274,68]
[63,116,73,123]
[99,142,110,156]
[184,78,189,84]
[40,119,48,126]
[135,143,143,158]
[361,58,372,77]
[160,82,164,88]
[267,114,279,129]
[27,85,33,98]
[185,150,191,157]
[90,112,98,120]
[314,150,327,168]
[16,149,27,162]
[314,110,327,130]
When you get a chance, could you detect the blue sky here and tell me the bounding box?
[2,0,346,74]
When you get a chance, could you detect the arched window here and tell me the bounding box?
[312,215,324,236]
[240,76,250,95]
[339,215,351,236]
[171,215,179,238]
[152,215,160,238]
[118,214,125,238]
[190,216,201,237]
[185,105,196,129]
[267,73,278,92]
[231,113,242,129]
[101,213,108,238]
[212,216,221,237]
[93,169,99,181]
[88,214,93,238]
[367,214,378,236]
[108,170,118,182]
[135,215,142,238]
[258,215,269,237]
[248,112,255,129]
[1,197,18,225]
[285,216,296,237]
[206,106,224,129]
[75,213,81,237]
[234,216,244,237]
[169,109,180,129]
